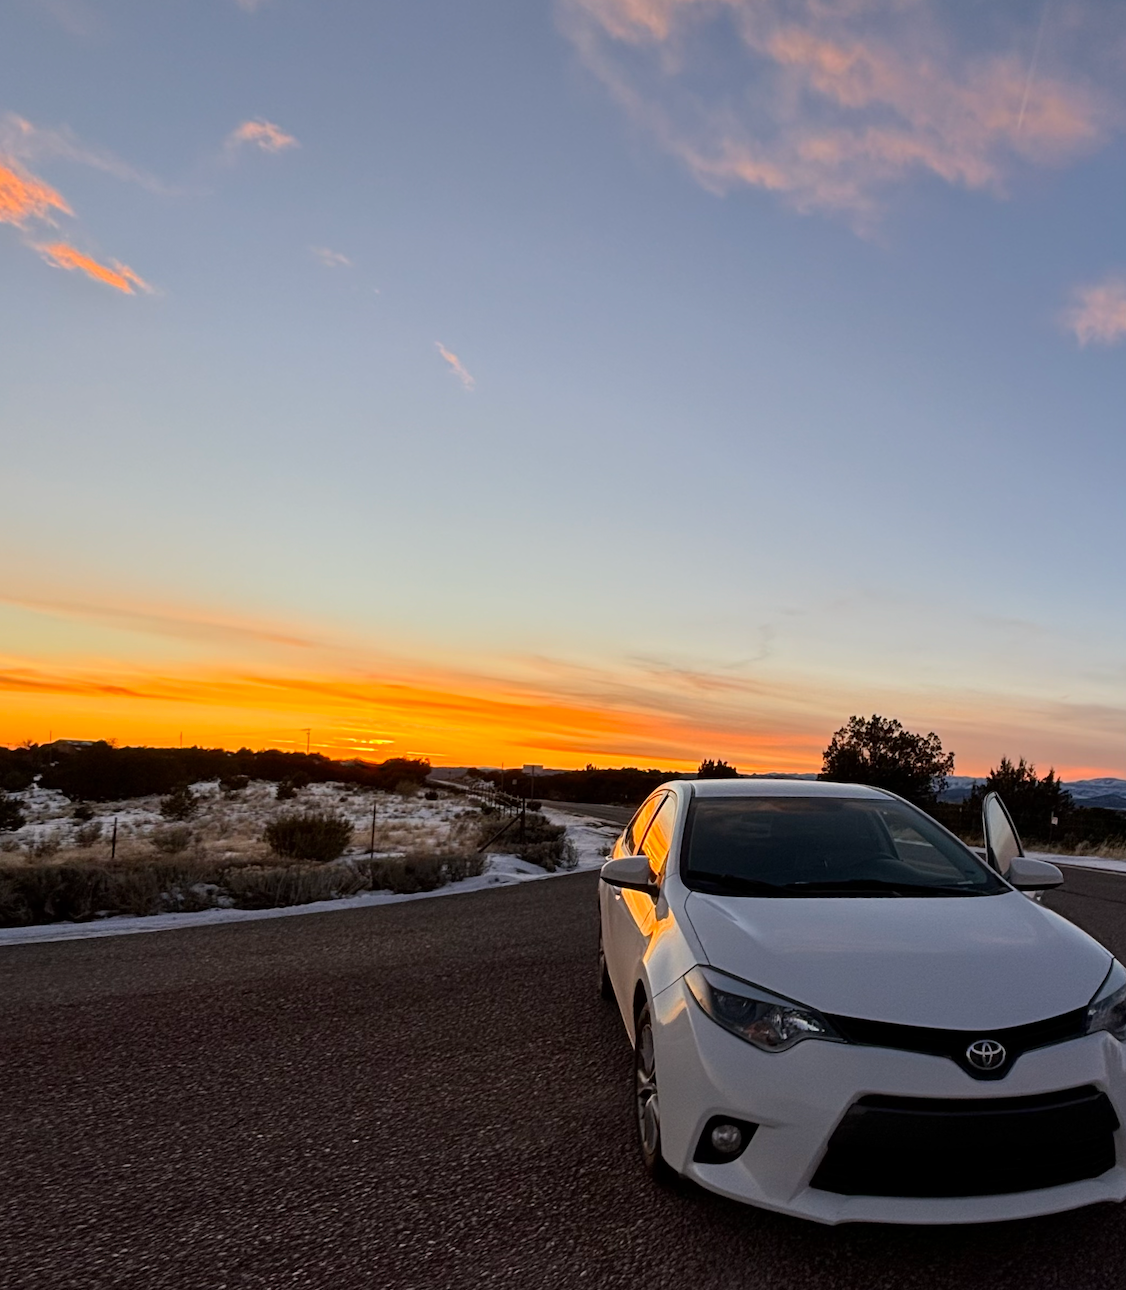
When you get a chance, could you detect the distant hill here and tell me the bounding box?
[940,775,1126,811]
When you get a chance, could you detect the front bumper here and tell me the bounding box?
[652,977,1126,1225]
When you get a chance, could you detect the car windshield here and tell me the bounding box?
[681,796,1007,897]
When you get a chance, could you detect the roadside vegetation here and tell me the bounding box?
[0,759,563,927]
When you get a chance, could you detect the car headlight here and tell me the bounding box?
[685,965,843,1052]
[1086,960,1126,1041]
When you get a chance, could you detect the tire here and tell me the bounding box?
[598,925,614,1001]
[634,1002,676,1183]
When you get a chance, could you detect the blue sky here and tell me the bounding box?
[1,0,1125,774]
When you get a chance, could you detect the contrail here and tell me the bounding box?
[1017,2,1051,134]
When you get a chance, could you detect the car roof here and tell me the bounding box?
[686,778,894,800]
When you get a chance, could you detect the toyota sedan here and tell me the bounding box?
[597,779,1126,1224]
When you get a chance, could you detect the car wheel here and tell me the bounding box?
[634,1002,675,1183]
[598,926,614,1001]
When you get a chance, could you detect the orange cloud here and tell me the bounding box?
[564,0,1111,218]
[35,242,152,295]
[436,342,475,390]
[3,642,1126,776]
[1064,275,1126,346]
[0,159,72,227]
[227,119,299,154]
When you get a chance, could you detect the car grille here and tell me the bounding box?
[824,1007,1087,1080]
[810,1085,1119,1198]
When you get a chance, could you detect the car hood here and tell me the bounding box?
[684,890,1111,1029]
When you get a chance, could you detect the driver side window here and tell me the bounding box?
[639,793,678,883]
[620,793,666,857]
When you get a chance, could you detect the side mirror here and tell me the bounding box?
[1008,855,1064,892]
[600,854,658,898]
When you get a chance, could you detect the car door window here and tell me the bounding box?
[639,793,677,883]
[620,793,666,857]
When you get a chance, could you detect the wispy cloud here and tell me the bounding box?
[0,591,319,651]
[0,158,71,227]
[226,119,299,155]
[0,113,168,194]
[35,242,153,295]
[563,0,1113,222]
[1064,274,1126,346]
[0,149,152,294]
[311,245,352,269]
[436,342,476,390]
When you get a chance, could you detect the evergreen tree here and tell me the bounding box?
[820,714,954,806]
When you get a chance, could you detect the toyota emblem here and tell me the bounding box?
[966,1039,1007,1071]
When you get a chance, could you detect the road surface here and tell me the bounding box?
[3,865,1126,1289]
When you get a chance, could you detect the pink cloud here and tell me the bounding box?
[227,119,299,155]
[436,342,476,390]
[1064,275,1126,346]
[563,0,1113,220]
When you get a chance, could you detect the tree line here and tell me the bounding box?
[0,742,431,803]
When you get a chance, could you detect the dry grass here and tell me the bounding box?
[954,831,1126,861]
[0,781,542,926]
[0,849,489,927]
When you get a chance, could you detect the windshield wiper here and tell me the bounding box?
[785,878,980,897]
[688,873,786,895]
[689,874,982,897]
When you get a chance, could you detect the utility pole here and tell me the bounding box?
[301,728,311,755]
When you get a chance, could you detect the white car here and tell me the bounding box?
[597,779,1126,1225]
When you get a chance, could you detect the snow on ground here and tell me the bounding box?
[1028,850,1126,876]
[2,778,477,862]
[0,806,620,947]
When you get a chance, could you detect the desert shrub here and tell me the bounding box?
[0,864,112,926]
[527,800,542,812]
[224,864,365,910]
[264,811,353,863]
[72,802,95,822]
[395,779,419,799]
[424,790,439,801]
[506,813,569,871]
[359,854,446,894]
[442,852,488,882]
[27,833,61,859]
[220,774,250,796]
[74,820,103,847]
[160,784,198,821]
[0,791,26,834]
[152,825,193,855]
[275,779,298,801]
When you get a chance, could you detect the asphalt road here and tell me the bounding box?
[4,868,1126,1290]
[547,801,634,827]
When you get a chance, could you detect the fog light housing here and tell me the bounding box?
[693,1115,758,1163]
[710,1123,743,1154]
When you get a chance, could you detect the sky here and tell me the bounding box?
[1,0,1125,777]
